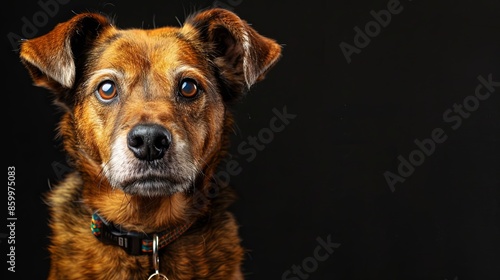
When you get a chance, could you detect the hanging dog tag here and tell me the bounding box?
[147,234,169,280]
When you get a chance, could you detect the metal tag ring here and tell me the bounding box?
[147,234,169,279]
[147,271,169,280]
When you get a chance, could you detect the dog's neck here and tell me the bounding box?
[82,184,198,232]
[77,168,195,233]
[78,167,215,255]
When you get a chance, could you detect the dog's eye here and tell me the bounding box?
[179,79,199,98]
[97,81,117,101]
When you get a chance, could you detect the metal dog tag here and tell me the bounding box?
[147,234,169,280]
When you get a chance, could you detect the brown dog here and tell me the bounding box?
[19,8,281,280]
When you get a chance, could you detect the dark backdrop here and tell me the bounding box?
[3,0,499,279]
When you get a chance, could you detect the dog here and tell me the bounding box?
[19,8,281,280]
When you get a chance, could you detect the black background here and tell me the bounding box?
[2,0,499,279]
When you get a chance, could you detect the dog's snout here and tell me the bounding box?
[127,124,172,161]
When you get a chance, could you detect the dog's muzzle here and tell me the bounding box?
[104,122,196,197]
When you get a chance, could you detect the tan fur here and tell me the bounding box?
[20,8,281,279]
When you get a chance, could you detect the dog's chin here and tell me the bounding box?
[119,179,190,197]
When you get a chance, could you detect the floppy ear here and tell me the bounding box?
[183,8,282,101]
[19,13,112,95]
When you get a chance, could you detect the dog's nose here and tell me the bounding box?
[127,124,172,161]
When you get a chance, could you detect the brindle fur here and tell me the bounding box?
[19,8,281,280]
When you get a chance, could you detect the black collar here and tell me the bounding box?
[91,212,194,256]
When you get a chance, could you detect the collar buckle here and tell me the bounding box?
[99,224,146,255]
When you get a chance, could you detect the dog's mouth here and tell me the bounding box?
[120,175,191,196]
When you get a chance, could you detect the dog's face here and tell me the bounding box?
[20,9,281,197]
[79,27,227,196]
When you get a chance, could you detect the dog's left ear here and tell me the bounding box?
[183,8,282,101]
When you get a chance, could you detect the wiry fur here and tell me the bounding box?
[19,8,281,280]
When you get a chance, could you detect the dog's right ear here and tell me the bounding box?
[182,8,282,102]
[19,13,112,94]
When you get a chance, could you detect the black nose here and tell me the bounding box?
[127,124,172,161]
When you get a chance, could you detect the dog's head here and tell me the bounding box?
[20,9,281,197]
